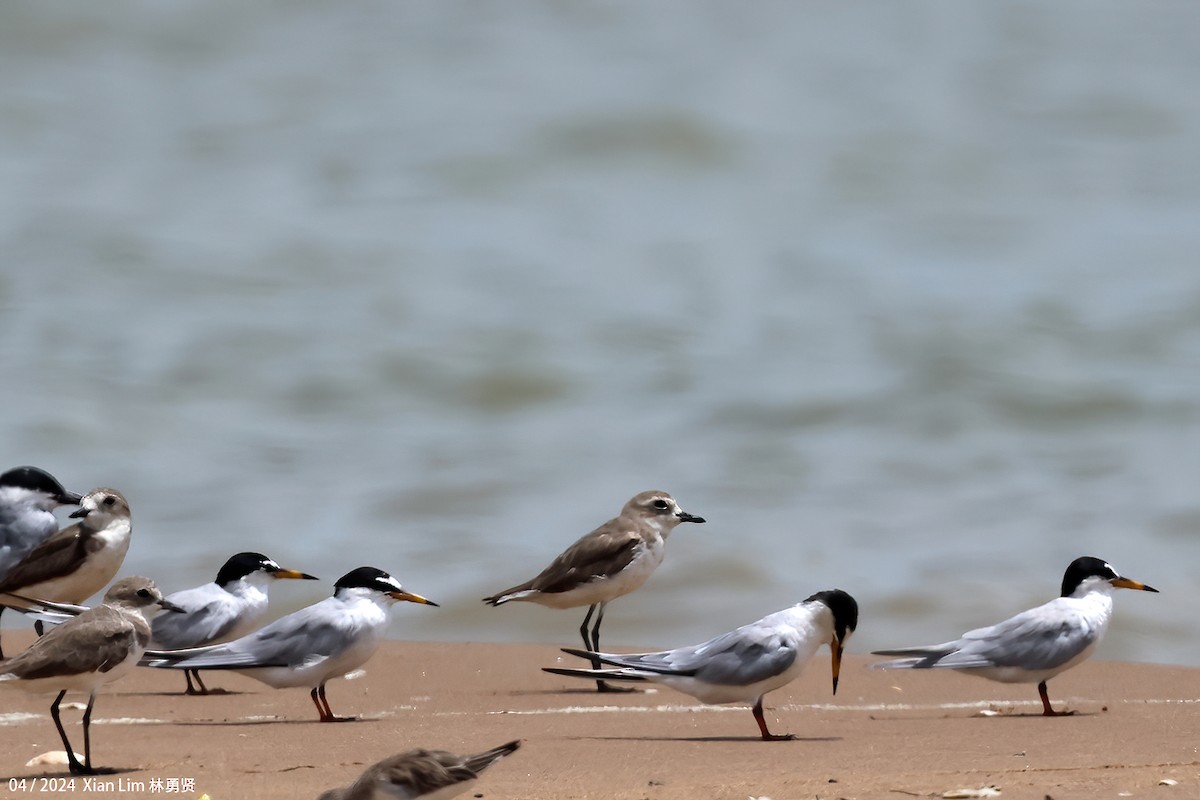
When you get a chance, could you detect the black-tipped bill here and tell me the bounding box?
[159,599,187,614]
[831,638,843,695]
[272,568,319,581]
[1111,577,1158,593]
[676,511,705,523]
[58,490,83,505]
[68,506,90,519]
[389,589,439,607]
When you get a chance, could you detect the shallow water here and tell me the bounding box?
[1,2,1198,665]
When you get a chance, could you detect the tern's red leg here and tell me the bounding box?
[753,697,795,741]
[1038,681,1074,717]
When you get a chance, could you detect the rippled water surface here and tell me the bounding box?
[2,2,1199,666]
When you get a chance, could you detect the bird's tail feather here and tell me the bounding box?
[464,740,522,774]
[543,666,649,683]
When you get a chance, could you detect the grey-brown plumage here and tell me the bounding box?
[317,740,521,800]
[0,576,182,775]
[0,488,132,608]
[483,490,704,692]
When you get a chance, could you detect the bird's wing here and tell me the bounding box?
[461,740,521,775]
[940,600,1100,671]
[151,588,244,649]
[0,607,146,679]
[875,600,1099,672]
[568,622,800,687]
[152,603,346,670]
[365,749,477,796]
[486,529,642,601]
[0,527,88,594]
[528,530,641,593]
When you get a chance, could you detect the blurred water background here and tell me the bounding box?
[2,2,1198,667]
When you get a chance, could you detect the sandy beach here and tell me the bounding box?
[0,632,1196,800]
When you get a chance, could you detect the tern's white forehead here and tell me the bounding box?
[378,574,405,593]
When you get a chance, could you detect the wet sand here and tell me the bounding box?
[0,633,1196,799]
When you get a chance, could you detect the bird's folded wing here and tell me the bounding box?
[2,610,142,680]
[939,608,1099,671]
[564,626,799,687]
[529,531,640,593]
[0,530,87,594]
[145,615,342,670]
[151,600,243,649]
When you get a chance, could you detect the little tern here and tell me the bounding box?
[317,740,521,800]
[0,488,131,657]
[484,490,704,692]
[0,577,183,775]
[143,566,437,721]
[151,551,319,695]
[544,589,859,740]
[871,556,1158,716]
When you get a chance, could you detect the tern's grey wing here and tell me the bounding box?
[933,603,1101,671]
[0,508,58,576]
[607,623,799,687]
[879,600,1102,673]
[151,587,244,649]
[163,604,347,669]
[0,606,146,679]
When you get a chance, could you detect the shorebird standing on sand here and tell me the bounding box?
[150,551,320,695]
[143,566,437,721]
[0,577,184,775]
[317,740,522,800]
[871,556,1158,716]
[0,488,132,658]
[546,589,858,740]
[483,490,705,692]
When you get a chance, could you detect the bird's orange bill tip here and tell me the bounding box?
[390,590,439,607]
[830,638,843,695]
[1112,577,1158,592]
[275,569,319,581]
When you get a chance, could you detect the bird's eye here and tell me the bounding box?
[652,499,669,510]
[103,496,116,508]
[136,588,151,598]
